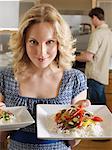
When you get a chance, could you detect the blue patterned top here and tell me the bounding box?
[0,67,87,150]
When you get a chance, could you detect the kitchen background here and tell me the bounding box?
[0,0,112,66]
[0,0,112,101]
[0,1,112,150]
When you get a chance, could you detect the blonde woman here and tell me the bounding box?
[0,3,90,150]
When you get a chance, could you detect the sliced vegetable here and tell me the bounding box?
[91,116,103,122]
[0,109,14,122]
[82,119,95,127]
[54,105,103,131]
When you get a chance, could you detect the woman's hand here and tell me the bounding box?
[69,99,91,149]
[0,101,6,107]
[0,132,9,143]
[68,139,81,149]
[74,99,91,108]
[0,99,9,143]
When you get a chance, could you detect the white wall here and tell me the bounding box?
[63,15,90,28]
[97,1,112,29]
[0,1,19,29]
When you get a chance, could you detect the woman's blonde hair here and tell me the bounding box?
[9,3,76,77]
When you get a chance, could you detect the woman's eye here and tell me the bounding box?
[46,40,56,45]
[29,40,38,45]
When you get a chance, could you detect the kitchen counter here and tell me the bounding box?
[73,61,112,72]
[73,52,112,71]
[72,51,85,72]
[72,61,85,72]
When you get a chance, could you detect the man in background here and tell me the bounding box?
[76,7,112,105]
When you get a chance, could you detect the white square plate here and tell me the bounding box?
[0,106,35,131]
[36,104,112,139]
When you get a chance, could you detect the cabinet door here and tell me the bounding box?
[105,72,112,112]
[97,1,112,29]
[0,1,19,29]
[41,0,92,12]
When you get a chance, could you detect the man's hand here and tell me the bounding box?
[76,51,94,62]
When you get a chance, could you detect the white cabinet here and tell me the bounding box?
[40,0,92,14]
[0,1,34,30]
[0,1,19,29]
[97,0,112,29]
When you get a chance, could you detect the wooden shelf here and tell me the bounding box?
[105,71,112,112]
[0,29,18,34]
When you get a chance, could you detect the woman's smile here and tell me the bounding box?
[37,57,49,63]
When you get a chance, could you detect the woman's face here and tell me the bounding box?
[25,22,58,69]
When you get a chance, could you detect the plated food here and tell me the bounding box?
[37,104,112,139]
[0,106,35,131]
[0,108,16,124]
[49,105,104,137]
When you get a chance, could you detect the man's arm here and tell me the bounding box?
[76,51,94,62]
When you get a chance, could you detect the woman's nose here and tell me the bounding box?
[38,44,47,57]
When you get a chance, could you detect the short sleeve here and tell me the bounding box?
[72,70,87,98]
[87,31,99,54]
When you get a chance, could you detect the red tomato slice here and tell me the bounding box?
[55,113,61,122]
[91,116,103,122]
